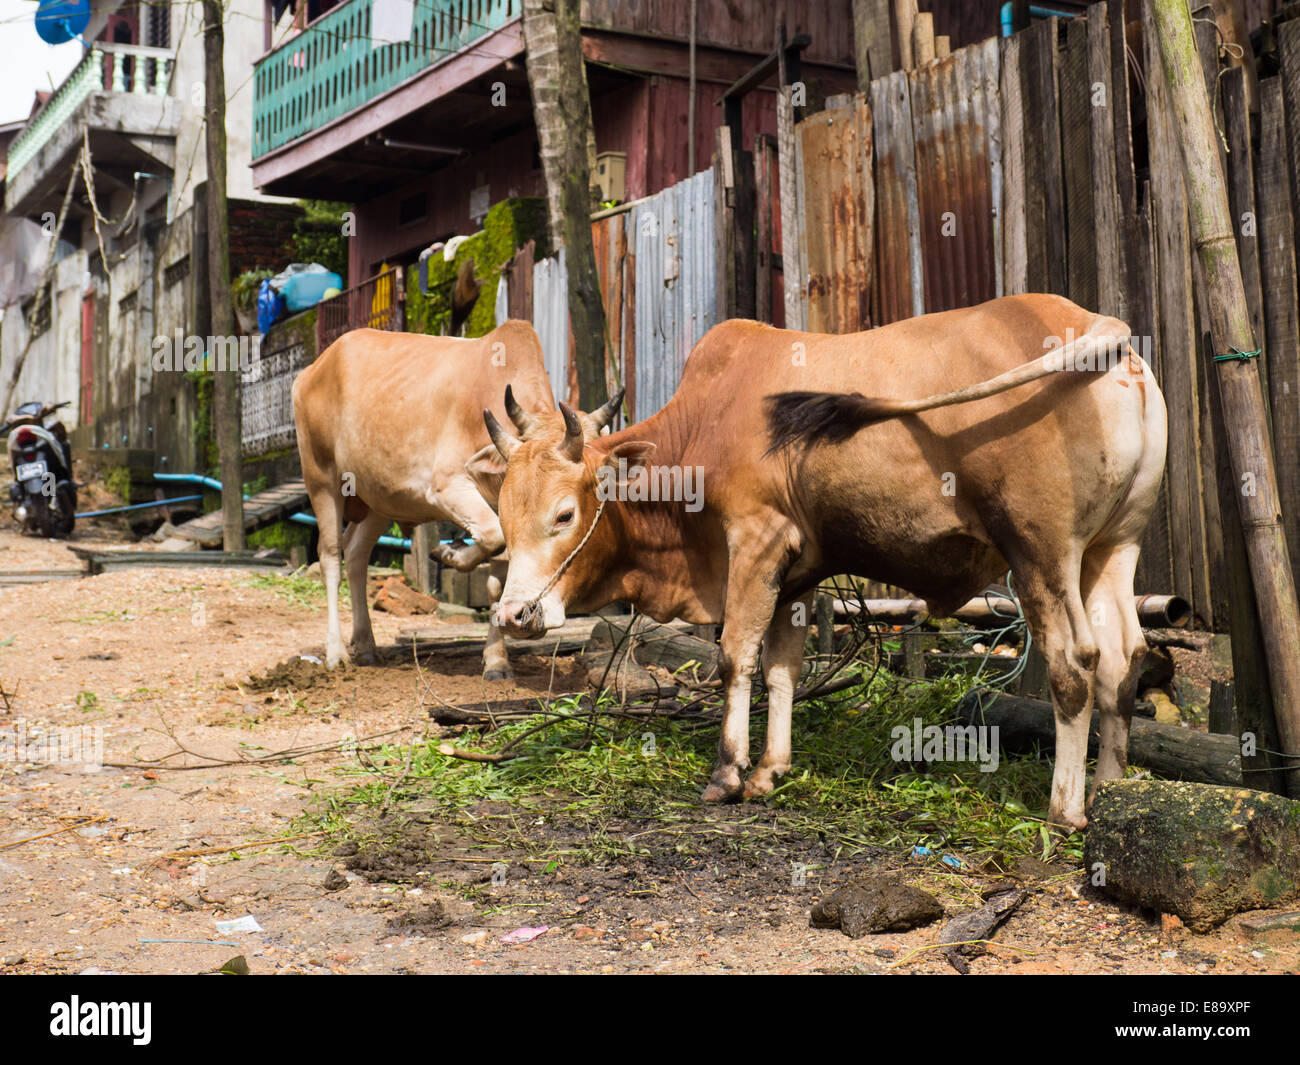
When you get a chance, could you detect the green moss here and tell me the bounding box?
[292,200,351,285]
[103,465,132,503]
[248,519,312,554]
[404,197,549,339]
[186,368,217,473]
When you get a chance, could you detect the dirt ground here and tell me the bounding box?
[0,523,1296,976]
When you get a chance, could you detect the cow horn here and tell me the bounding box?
[504,384,535,436]
[559,402,584,461]
[484,409,521,460]
[589,387,625,431]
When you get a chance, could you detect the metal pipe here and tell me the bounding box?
[833,594,1193,628]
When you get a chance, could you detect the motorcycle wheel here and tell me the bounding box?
[29,494,52,537]
[54,484,76,537]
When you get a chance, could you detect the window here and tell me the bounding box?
[398,191,428,226]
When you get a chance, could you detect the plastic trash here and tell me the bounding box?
[215,915,264,934]
[269,263,343,312]
[257,278,285,335]
[500,926,548,944]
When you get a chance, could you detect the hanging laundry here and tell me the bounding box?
[371,0,414,46]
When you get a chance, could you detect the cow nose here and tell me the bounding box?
[497,599,540,636]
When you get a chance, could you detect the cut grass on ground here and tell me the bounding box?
[304,670,1090,867]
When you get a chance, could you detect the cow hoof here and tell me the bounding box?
[483,668,514,681]
[353,649,378,667]
[1047,809,1088,836]
[742,770,785,800]
[700,773,744,804]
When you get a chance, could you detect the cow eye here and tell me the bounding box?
[555,508,575,529]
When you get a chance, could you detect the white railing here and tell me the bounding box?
[7,44,174,180]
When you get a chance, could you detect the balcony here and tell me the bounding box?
[4,42,179,218]
[253,0,521,161]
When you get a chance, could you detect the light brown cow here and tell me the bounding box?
[479,295,1168,832]
[292,321,621,675]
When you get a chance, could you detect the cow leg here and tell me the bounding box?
[1017,566,1099,832]
[744,592,812,798]
[429,476,505,572]
[344,510,390,665]
[1082,542,1145,797]
[483,558,513,680]
[702,525,800,803]
[312,490,348,669]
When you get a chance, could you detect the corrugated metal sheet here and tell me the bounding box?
[869,70,924,326]
[631,169,716,419]
[532,247,570,403]
[909,37,1001,313]
[800,95,874,333]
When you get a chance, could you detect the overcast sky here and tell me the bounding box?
[0,0,85,126]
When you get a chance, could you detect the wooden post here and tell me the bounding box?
[777,83,806,330]
[714,125,737,319]
[522,0,608,410]
[893,0,917,71]
[816,593,834,658]
[203,0,244,551]
[935,36,950,59]
[1152,0,1300,796]
[754,133,775,323]
[912,12,935,67]
[852,0,894,87]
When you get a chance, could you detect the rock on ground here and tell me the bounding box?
[1085,780,1300,931]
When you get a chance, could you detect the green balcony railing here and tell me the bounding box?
[7,43,173,179]
[252,0,519,159]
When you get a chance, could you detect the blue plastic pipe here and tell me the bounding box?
[150,471,473,553]
[76,494,205,519]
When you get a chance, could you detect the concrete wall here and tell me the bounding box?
[167,0,285,216]
[0,249,86,427]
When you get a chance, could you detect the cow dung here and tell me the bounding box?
[810,876,944,938]
[1085,779,1300,932]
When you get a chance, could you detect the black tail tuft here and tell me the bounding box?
[764,391,900,455]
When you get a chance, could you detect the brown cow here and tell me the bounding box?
[478,295,1168,832]
[292,321,621,675]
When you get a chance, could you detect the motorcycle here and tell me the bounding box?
[1,400,77,538]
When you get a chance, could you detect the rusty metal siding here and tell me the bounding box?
[869,70,924,326]
[532,247,570,403]
[631,169,716,420]
[800,95,874,333]
[909,38,1001,314]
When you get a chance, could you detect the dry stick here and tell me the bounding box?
[102,727,408,771]
[0,814,107,852]
[151,830,325,864]
[1153,0,1300,796]
[885,939,1037,970]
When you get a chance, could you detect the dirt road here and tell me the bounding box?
[0,526,1293,975]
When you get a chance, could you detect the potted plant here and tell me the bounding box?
[232,268,273,334]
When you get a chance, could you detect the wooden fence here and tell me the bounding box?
[791,0,1300,632]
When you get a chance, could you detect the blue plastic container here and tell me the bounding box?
[282,269,343,312]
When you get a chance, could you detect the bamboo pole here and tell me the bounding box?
[1151,0,1300,796]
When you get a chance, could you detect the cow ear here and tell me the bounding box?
[600,441,656,486]
[466,443,508,509]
